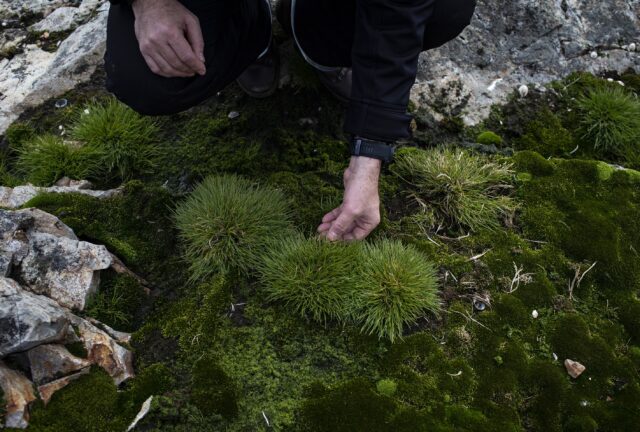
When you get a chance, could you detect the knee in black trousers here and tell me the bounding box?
[104,0,270,116]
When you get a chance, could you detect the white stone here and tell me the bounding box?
[531,309,539,319]
[127,396,154,432]
[518,84,529,98]
[29,7,81,33]
[628,42,637,52]
[589,51,598,59]
[27,344,92,385]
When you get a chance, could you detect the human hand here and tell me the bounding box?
[132,0,206,78]
[317,156,382,241]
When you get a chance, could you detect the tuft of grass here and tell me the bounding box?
[259,236,361,323]
[174,174,292,280]
[392,147,515,232]
[16,134,100,186]
[71,98,160,180]
[353,240,440,342]
[576,87,640,159]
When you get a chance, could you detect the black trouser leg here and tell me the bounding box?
[292,0,477,68]
[104,0,271,115]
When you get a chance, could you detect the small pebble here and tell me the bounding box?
[590,51,598,59]
[58,125,64,130]
[580,400,589,407]
[473,300,487,312]
[227,111,240,120]
[565,359,586,379]
[518,84,529,98]
[617,81,625,87]
[83,108,90,115]
[54,98,68,109]
[607,78,614,82]
[531,310,539,319]
[552,352,558,361]
[628,42,636,52]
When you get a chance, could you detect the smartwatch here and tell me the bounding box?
[349,136,395,163]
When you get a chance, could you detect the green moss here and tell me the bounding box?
[513,150,555,176]
[518,158,640,295]
[28,367,132,432]
[477,131,503,146]
[382,333,476,408]
[127,363,174,405]
[516,110,575,156]
[267,170,342,234]
[297,378,404,432]
[524,361,569,432]
[618,298,640,344]
[190,355,238,419]
[376,379,398,397]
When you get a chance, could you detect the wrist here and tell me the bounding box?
[349,156,381,182]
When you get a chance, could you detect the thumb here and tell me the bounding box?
[184,16,205,63]
[327,212,355,241]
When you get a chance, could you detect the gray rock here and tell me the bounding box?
[412,0,640,124]
[0,277,70,357]
[0,359,36,429]
[0,208,113,310]
[27,343,91,385]
[29,6,81,33]
[0,1,107,134]
[0,183,122,209]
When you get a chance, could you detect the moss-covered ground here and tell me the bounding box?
[1,58,639,431]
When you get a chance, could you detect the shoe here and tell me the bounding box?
[236,41,280,98]
[276,0,352,103]
[315,67,352,104]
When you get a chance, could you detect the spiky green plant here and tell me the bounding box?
[175,174,292,280]
[16,135,100,186]
[259,236,361,323]
[353,240,440,342]
[392,147,515,232]
[71,98,160,179]
[576,87,640,159]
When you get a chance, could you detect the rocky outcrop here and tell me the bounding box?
[1,208,113,310]
[0,203,136,428]
[412,0,639,124]
[0,182,122,209]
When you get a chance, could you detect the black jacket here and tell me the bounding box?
[108,0,429,142]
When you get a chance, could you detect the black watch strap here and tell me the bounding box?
[349,137,395,163]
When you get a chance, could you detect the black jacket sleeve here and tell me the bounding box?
[344,0,434,142]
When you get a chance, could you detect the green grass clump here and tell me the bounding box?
[71,98,160,180]
[392,147,515,232]
[175,174,292,280]
[86,273,147,331]
[576,87,640,159]
[476,131,503,146]
[353,240,440,342]
[16,135,100,185]
[259,237,361,323]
